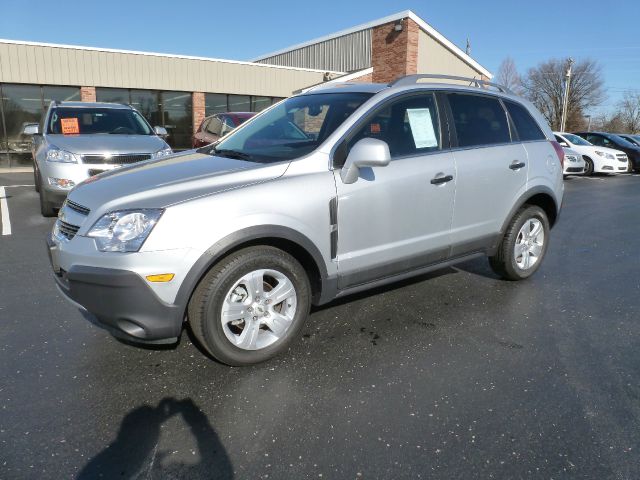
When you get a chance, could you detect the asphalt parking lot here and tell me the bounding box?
[1,172,639,479]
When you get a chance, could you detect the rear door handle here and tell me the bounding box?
[509,161,526,170]
[430,174,454,185]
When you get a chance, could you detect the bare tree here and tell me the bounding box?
[496,57,524,95]
[522,58,605,131]
[617,92,640,133]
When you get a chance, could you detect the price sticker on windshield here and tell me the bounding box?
[61,118,80,135]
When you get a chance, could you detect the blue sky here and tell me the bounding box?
[1,0,638,116]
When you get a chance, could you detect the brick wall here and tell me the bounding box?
[80,86,96,102]
[371,18,419,84]
[192,92,206,135]
[350,72,373,83]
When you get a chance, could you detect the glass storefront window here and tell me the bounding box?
[96,87,130,104]
[228,95,250,112]
[0,84,43,166]
[43,86,80,105]
[161,91,192,150]
[205,93,228,116]
[251,96,272,112]
[130,90,161,128]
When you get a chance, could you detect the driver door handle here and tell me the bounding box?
[509,160,526,170]
[430,174,454,185]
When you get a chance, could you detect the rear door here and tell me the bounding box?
[334,91,456,289]
[445,93,528,256]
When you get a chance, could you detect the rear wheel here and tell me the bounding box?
[489,205,550,281]
[188,246,311,365]
[583,157,594,176]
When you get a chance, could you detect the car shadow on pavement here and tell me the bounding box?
[77,398,233,479]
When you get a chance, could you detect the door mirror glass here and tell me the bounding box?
[22,123,40,135]
[154,126,168,137]
[340,138,391,184]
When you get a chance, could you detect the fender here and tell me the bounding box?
[491,185,559,254]
[174,225,333,314]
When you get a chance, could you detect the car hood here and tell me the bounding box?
[67,150,289,213]
[46,134,168,154]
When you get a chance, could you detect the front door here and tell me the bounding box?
[334,92,456,289]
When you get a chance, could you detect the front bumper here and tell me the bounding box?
[47,235,183,343]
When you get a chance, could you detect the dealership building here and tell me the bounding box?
[0,10,491,167]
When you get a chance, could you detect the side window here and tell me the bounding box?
[206,116,223,136]
[602,137,612,146]
[346,93,441,159]
[448,93,510,147]
[586,135,603,146]
[505,101,546,141]
[220,116,236,136]
[199,118,210,133]
[554,134,565,144]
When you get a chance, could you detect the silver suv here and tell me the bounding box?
[47,75,564,365]
[30,101,172,217]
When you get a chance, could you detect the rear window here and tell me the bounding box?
[448,94,510,147]
[504,101,545,141]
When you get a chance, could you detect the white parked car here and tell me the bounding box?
[553,132,628,175]
[562,147,585,176]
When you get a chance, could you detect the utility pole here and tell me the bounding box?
[560,58,574,131]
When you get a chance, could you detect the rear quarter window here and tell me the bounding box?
[504,101,546,141]
[448,93,510,148]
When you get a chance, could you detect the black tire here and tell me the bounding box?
[188,246,311,366]
[38,186,57,217]
[489,205,550,281]
[583,156,594,176]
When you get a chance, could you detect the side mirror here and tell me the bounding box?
[559,141,568,147]
[22,124,40,135]
[154,126,168,137]
[340,138,391,184]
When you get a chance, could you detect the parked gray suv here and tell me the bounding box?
[47,75,564,365]
[30,101,172,216]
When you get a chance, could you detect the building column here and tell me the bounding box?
[80,86,96,102]
[192,92,205,135]
[371,17,419,84]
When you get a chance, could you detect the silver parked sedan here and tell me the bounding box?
[28,101,172,216]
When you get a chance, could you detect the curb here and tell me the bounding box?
[0,168,34,173]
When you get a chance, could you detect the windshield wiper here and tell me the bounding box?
[211,148,252,160]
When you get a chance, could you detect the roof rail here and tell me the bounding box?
[389,74,513,94]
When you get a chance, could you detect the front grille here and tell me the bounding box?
[65,200,90,216]
[57,220,80,240]
[82,154,151,165]
[617,154,628,162]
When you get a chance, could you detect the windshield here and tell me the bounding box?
[609,134,636,148]
[48,107,153,135]
[563,133,592,146]
[209,92,374,163]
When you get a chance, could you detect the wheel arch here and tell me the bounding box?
[501,187,559,233]
[175,226,331,320]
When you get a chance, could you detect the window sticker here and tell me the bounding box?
[370,123,381,134]
[61,118,80,135]
[406,108,438,148]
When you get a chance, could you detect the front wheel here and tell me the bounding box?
[188,246,311,365]
[583,157,594,176]
[489,205,550,281]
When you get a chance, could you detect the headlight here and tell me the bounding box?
[87,209,163,252]
[46,147,78,163]
[566,155,577,162]
[595,151,614,160]
[152,147,173,159]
